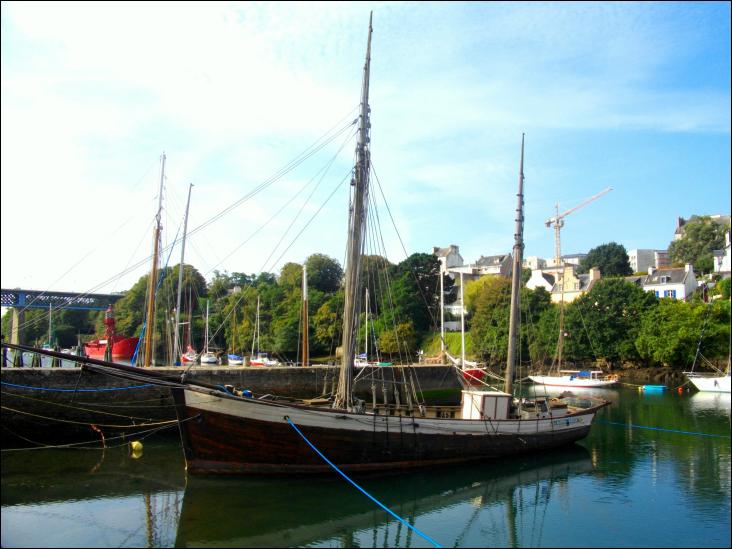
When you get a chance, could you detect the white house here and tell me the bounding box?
[523,256,547,270]
[449,254,512,283]
[712,231,731,275]
[643,264,698,301]
[559,253,587,267]
[433,245,464,273]
[526,269,555,292]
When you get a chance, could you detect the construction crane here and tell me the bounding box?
[545,187,613,266]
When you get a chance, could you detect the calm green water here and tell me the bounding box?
[1,385,730,548]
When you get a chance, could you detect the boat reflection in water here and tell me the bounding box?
[174,445,594,548]
[1,441,186,548]
[1,441,593,548]
[688,391,731,419]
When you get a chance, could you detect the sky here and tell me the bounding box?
[1,1,730,298]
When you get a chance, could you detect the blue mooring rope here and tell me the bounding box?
[285,416,443,548]
[599,420,730,438]
[1,381,154,392]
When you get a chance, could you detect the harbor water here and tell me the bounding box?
[1,384,730,547]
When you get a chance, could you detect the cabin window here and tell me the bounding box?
[664,289,676,298]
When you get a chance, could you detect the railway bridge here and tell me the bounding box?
[1,288,124,344]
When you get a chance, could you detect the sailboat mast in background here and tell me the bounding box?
[173,183,193,366]
[143,153,166,367]
[302,263,309,367]
[505,135,525,394]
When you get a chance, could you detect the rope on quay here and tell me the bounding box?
[598,420,730,439]
[285,416,443,549]
[1,389,172,421]
[1,381,154,392]
[0,404,179,429]
[1,413,201,452]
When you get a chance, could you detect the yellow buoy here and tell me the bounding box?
[130,440,143,452]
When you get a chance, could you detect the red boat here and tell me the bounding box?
[462,368,486,385]
[84,305,139,362]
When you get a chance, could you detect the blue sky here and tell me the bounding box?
[1,1,730,295]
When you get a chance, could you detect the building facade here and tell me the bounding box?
[550,266,601,303]
[643,264,698,301]
[628,249,668,273]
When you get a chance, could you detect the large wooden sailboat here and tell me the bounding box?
[161,15,608,475]
[5,15,609,475]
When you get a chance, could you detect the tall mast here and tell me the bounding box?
[48,303,52,346]
[505,135,525,394]
[556,266,567,371]
[365,287,369,360]
[301,263,309,367]
[440,260,445,355]
[143,153,166,367]
[204,299,209,354]
[460,272,466,368]
[251,296,260,357]
[173,183,193,365]
[335,12,373,410]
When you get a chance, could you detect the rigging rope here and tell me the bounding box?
[15,116,359,330]
[285,416,443,548]
[598,420,730,438]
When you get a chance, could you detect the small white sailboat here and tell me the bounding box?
[684,372,731,393]
[354,287,370,367]
[684,356,731,393]
[683,305,730,393]
[249,296,279,366]
[529,370,620,388]
[199,300,218,365]
[529,268,618,388]
[228,308,244,365]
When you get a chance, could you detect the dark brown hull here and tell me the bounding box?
[173,389,596,475]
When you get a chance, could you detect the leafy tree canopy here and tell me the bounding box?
[668,216,729,274]
[306,253,343,293]
[563,278,657,362]
[636,299,730,367]
[578,242,632,276]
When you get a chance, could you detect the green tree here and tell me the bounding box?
[313,290,344,355]
[636,300,730,367]
[563,278,657,362]
[387,253,442,333]
[715,278,731,300]
[668,216,729,274]
[377,320,418,358]
[578,242,632,276]
[278,262,302,288]
[469,277,551,364]
[463,275,507,313]
[306,254,343,293]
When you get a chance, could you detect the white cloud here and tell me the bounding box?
[1,1,729,295]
